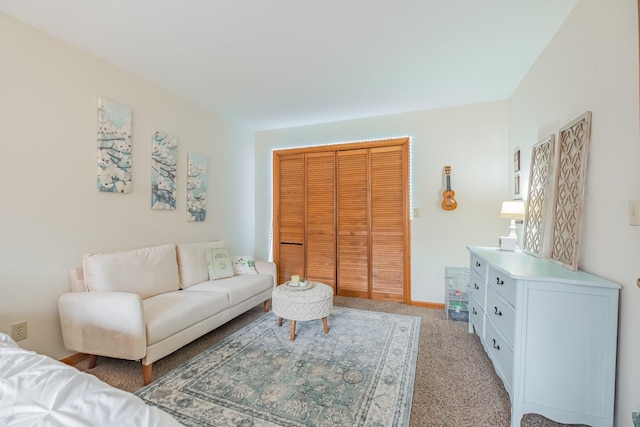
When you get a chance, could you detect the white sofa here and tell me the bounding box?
[58,240,275,385]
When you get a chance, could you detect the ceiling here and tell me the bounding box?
[0,0,577,131]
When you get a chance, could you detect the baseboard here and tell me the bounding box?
[60,352,88,366]
[410,300,445,310]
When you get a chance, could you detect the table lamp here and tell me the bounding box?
[500,200,525,250]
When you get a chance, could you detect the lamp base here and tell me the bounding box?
[499,236,517,251]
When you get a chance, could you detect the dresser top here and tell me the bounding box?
[467,246,621,289]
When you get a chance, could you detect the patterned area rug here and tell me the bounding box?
[136,306,421,427]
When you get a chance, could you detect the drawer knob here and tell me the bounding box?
[475,261,481,267]
[496,277,504,285]
[474,283,479,290]
[494,306,502,316]
[492,339,500,350]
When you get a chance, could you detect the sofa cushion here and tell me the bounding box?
[184,274,273,306]
[83,244,179,299]
[231,256,258,275]
[143,290,229,346]
[176,240,228,288]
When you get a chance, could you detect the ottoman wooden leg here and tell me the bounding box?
[322,317,329,334]
[278,317,283,327]
[290,320,296,341]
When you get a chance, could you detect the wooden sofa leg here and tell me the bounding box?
[88,354,98,369]
[142,363,153,386]
[264,299,271,312]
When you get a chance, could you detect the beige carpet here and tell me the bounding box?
[73,296,584,427]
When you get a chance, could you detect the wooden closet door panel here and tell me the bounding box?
[371,234,404,301]
[337,149,369,296]
[276,154,305,284]
[278,243,304,285]
[306,234,336,287]
[305,152,336,288]
[337,235,369,298]
[337,150,368,231]
[370,145,406,302]
[278,154,304,244]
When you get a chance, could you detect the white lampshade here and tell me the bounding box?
[500,200,525,220]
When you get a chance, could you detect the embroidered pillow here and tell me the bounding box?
[231,256,258,275]
[205,247,234,279]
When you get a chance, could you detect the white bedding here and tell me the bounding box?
[0,333,182,426]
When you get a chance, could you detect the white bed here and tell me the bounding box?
[0,333,182,426]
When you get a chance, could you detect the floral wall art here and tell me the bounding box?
[97,97,132,193]
[151,131,178,210]
[187,152,207,221]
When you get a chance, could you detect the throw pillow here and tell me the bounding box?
[83,244,180,299]
[231,256,258,275]
[176,239,228,288]
[205,247,234,280]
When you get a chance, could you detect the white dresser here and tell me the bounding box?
[467,247,620,427]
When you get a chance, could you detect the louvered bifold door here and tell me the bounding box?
[305,152,337,290]
[276,154,305,285]
[370,145,407,302]
[336,149,369,298]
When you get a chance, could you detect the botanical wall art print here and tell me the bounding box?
[151,131,178,210]
[97,97,132,193]
[550,112,592,271]
[187,152,207,222]
[523,135,555,258]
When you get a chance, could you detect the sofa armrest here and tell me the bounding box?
[58,292,146,360]
[255,260,277,287]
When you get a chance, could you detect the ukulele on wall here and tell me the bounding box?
[441,165,458,211]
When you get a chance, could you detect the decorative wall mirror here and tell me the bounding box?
[523,135,555,257]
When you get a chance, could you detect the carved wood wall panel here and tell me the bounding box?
[523,135,554,258]
[550,112,592,270]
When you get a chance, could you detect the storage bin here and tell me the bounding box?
[445,267,470,321]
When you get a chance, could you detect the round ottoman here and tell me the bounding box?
[272,282,334,341]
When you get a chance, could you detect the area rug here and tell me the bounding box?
[135,306,421,427]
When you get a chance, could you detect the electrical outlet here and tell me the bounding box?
[11,321,27,341]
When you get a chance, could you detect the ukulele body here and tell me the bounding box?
[441,189,457,210]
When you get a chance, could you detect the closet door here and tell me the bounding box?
[370,145,407,302]
[305,152,336,289]
[276,154,304,285]
[336,149,369,298]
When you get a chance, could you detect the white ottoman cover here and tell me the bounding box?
[272,282,333,321]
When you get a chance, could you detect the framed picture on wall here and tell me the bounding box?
[514,149,521,172]
[514,174,520,196]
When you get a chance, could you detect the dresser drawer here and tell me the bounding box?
[486,286,515,345]
[468,295,484,337]
[468,271,485,306]
[470,253,486,278]
[485,318,513,393]
[488,266,516,306]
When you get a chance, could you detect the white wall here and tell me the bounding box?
[508,0,640,424]
[0,13,255,359]
[255,102,509,304]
